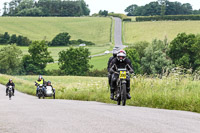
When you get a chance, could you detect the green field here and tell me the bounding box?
[90,54,111,70]
[0,17,112,45]
[124,21,200,44]
[46,53,112,71]
[0,44,112,61]
[0,73,200,113]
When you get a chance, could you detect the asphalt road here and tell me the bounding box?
[114,17,124,49]
[1,84,200,133]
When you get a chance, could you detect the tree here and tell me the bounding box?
[169,33,200,71]
[58,47,92,75]
[9,34,17,44]
[158,0,167,17]
[141,39,173,74]
[99,10,108,16]
[22,40,54,74]
[51,32,71,46]
[16,35,31,46]
[125,48,141,74]
[0,44,23,74]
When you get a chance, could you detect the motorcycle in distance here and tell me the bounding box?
[43,85,55,99]
[7,85,14,100]
[113,68,130,106]
[37,84,45,99]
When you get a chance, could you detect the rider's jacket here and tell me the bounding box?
[35,79,44,85]
[109,58,134,73]
[6,82,15,87]
[107,56,116,72]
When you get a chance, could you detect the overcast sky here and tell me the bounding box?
[0,0,200,15]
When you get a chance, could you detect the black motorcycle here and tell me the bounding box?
[7,85,13,100]
[114,68,129,106]
[37,84,45,99]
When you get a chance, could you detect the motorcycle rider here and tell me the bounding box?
[107,47,119,88]
[35,75,45,96]
[109,50,134,100]
[6,79,15,96]
[46,81,55,94]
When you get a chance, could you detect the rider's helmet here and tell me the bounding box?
[47,81,51,86]
[38,75,43,80]
[113,47,119,57]
[9,79,13,83]
[117,50,126,62]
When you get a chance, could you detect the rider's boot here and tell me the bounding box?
[127,87,131,99]
[6,93,8,96]
[110,88,114,100]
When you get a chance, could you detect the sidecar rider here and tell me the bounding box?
[46,81,55,94]
[35,75,45,96]
[107,47,119,88]
[6,79,15,96]
[109,50,134,100]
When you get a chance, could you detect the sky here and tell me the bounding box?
[0,0,200,15]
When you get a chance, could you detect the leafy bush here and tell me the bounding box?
[70,39,95,46]
[22,40,54,74]
[0,32,10,44]
[108,13,127,20]
[0,32,31,46]
[58,47,92,76]
[125,48,141,74]
[141,39,173,74]
[169,33,200,71]
[0,44,23,75]
[51,32,71,46]
[136,15,200,21]
[87,69,107,77]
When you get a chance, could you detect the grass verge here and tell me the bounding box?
[0,74,200,113]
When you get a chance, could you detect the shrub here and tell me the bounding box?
[136,15,200,21]
[169,33,200,71]
[58,47,92,76]
[51,32,71,46]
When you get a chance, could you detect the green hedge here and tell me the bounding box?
[136,15,200,21]
[108,13,127,20]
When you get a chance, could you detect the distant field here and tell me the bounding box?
[46,53,112,71]
[0,17,111,45]
[124,21,200,44]
[90,54,111,70]
[0,45,112,61]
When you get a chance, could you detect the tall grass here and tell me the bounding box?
[0,73,199,113]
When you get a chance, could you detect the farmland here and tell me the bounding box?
[123,21,200,44]
[0,17,112,45]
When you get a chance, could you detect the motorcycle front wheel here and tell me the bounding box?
[121,84,127,106]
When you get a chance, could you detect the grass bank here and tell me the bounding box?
[0,74,200,113]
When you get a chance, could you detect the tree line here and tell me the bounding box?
[0,32,95,46]
[3,0,90,16]
[125,0,200,16]
[125,33,200,76]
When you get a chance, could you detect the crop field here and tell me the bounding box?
[0,17,112,45]
[124,21,200,44]
[0,73,200,113]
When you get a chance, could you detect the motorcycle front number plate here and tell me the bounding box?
[119,71,126,79]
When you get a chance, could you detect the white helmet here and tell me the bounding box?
[117,50,126,62]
